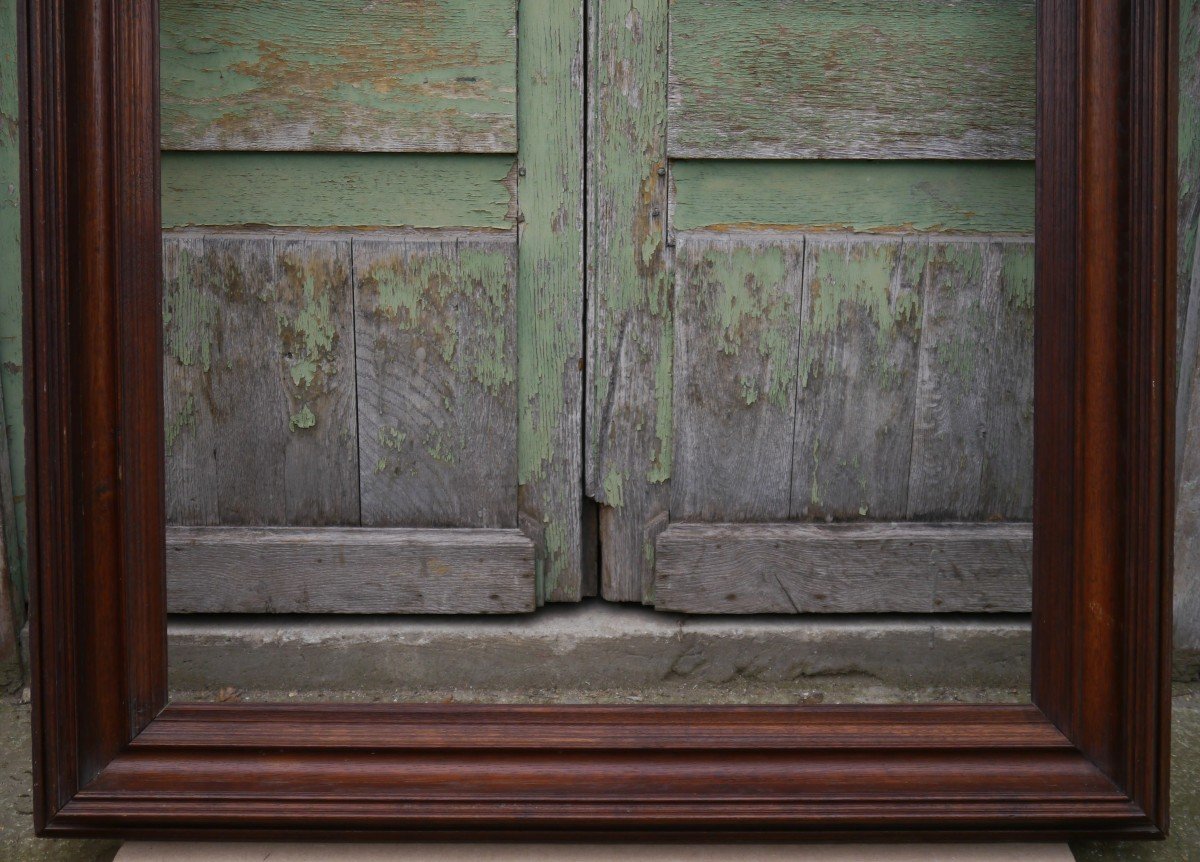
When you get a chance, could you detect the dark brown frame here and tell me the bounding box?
[23,0,1176,843]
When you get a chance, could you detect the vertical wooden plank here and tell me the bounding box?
[0,388,21,690]
[163,233,359,525]
[516,0,586,601]
[671,232,803,521]
[0,0,25,608]
[355,232,519,528]
[907,240,1002,519]
[163,234,219,524]
[979,240,1036,520]
[586,0,670,602]
[273,237,360,522]
[1174,0,1200,661]
[791,236,925,520]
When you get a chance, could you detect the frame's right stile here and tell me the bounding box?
[26,0,1176,842]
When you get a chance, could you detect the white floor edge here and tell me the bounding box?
[114,842,1076,862]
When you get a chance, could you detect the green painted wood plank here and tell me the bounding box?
[670,160,1034,234]
[162,153,516,229]
[668,0,1034,160]
[586,0,672,603]
[0,0,23,610]
[516,0,587,601]
[161,0,517,153]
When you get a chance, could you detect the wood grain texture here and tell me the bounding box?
[908,240,1034,520]
[160,0,517,152]
[791,235,925,520]
[355,232,518,529]
[670,233,802,521]
[0,391,19,689]
[1174,0,1200,658]
[165,526,535,614]
[586,0,671,602]
[668,0,1035,160]
[654,522,1032,614]
[670,160,1035,234]
[161,153,516,230]
[516,0,587,602]
[163,232,359,526]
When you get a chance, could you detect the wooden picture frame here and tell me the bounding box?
[23,0,1176,842]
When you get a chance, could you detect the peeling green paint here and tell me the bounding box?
[363,244,515,397]
[160,0,517,152]
[289,404,316,431]
[603,468,626,509]
[163,247,218,372]
[672,160,1034,234]
[693,244,799,410]
[162,152,515,229]
[801,242,923,389]
[165,394,197,450]
[669,0,1034,160]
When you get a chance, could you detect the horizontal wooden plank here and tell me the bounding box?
[162,153,515,229]
[668,0,1034,159]
[166,526,536,614]
[161,0,516,152]
[669,161,1034,234]
[654,522,1031,614]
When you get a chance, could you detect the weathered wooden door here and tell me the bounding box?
[161,0,587,612]
[161,0,1037,616]
[587,0,1038,609]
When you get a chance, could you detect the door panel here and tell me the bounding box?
[591,0,1037,607]
[161,0,584,612]
[668,0,1035,160]
[161,0,519,152]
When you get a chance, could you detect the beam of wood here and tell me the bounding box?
[161,153,516,231]
[671,232,803,521]
[354,232,519,529]
[668,0,1034,160]
[586,0,671,602]
[166,527,535,614]
[160,0,517,152]
[669,161,1035,234]
[515,0,588,602]
[791,236,925,520]
[908,240,1034,520]
[163,233,359,526]
[654,522,1032,614]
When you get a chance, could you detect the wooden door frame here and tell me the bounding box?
[24,0,1176,841]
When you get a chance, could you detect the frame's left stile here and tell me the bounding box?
[26,0,166,826]
[24,0,1176,842]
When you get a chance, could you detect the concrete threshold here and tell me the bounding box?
[168,600,1031,704]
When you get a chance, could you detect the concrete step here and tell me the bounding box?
[168,600,1031,704]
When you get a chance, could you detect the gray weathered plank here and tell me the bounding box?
[163,232,359,526]
[166,526,536,614]
[907,241,1002,519]
[671,232,803,521]
[979,241,1036,520]
[654,522,1032,614]
[354,232,519,528]
[0,392,20,690]
[791,235,925,520]
[160,0,517,153]
[586,0,671,601]
[516,0,587,602]
[668,0,1035,159]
